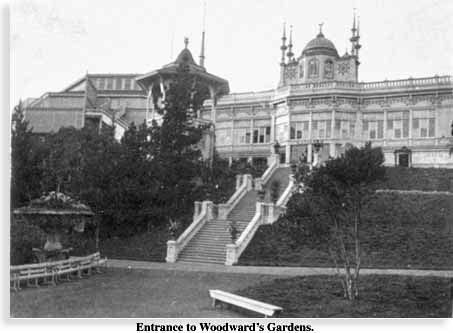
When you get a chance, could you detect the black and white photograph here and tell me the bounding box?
[5,0,453,327]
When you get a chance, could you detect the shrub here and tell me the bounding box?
[10,218,47,265]
[270,180,280,203]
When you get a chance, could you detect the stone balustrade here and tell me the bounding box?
[166,200,214,263]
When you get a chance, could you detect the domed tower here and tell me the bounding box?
[278,20,361,87]
[299,23,339,83]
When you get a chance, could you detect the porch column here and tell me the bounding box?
[270,115,276,143]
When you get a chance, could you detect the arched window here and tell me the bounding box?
[324,59,334,79]
[299,61,304,78]
[308,58,319,78]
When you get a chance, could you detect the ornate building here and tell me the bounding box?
[24,15,453,168]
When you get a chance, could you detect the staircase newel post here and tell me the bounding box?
[193,201,201,220]
[225,244,237,266]
[166,240,178,263]
[268,204,275,224]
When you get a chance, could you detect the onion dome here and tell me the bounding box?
[302,31,339,58]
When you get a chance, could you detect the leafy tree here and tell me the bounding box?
[11,102,47,208]
[286,143,385,300]
[149,64,207,223]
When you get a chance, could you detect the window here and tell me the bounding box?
[308,58,319,78]
[363,120,384,140]
[299,62,304,78]
[324,59,334,79]
[334,120,354,139]
[311,120,331,139]
[252,126,270,143]
[234,128,251,145]
[115,78,122,90]
[106,79,113,90]
[290,121,309,140]
[124,79,132,90]
[412,111,435,138]
[98,78,106,90]
[387,111,409,139]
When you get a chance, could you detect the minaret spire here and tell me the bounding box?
[286,25,294,61]
[350,8,359,55]
[199,0,207,67]
[280,22,287,65]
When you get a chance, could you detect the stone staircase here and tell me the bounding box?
[177,166,291,264]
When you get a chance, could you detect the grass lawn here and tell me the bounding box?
[239,192,453,269]
[10,268,275,318]
[236,275,452,317]
[11,268,451,318]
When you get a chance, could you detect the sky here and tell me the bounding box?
[10,0,453,106]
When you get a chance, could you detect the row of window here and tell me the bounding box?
[219,117,436,144]
[95,78,140,91]
[363,117,435,140]
[216,126,271,145]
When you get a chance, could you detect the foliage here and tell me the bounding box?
[270,180,280,203]
[227,221,239,243]
[231,159,267,178]
[240,192,453,269]
[11,103,48,208]
[198,153,239,203]
[380,167,453,192]
[10,218,47,265]
[285,143,386,300]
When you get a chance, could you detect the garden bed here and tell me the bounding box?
[235,275,452,317]
[239,192,453,269]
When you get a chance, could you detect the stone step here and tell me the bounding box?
[182,245,227,252]
[181,252,226,259]
[178,257,224,264]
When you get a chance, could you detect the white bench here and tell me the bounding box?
[209,289,282,318]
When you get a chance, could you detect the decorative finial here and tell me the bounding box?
[282,21,287,40]
[184,37,189,48]
[357,15,360,37]
[287,25,294,60]
[352,8,357,34]
[317,22,324,37]
[199,0,207,67]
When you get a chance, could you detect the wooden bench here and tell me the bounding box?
[209,289,282,318]
[10,252,107,291]
[11,261,57,290]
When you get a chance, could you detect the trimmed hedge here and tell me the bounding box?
[380,167,453,192]
[239,192,453,269]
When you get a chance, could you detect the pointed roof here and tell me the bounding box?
[136,39,229,95]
